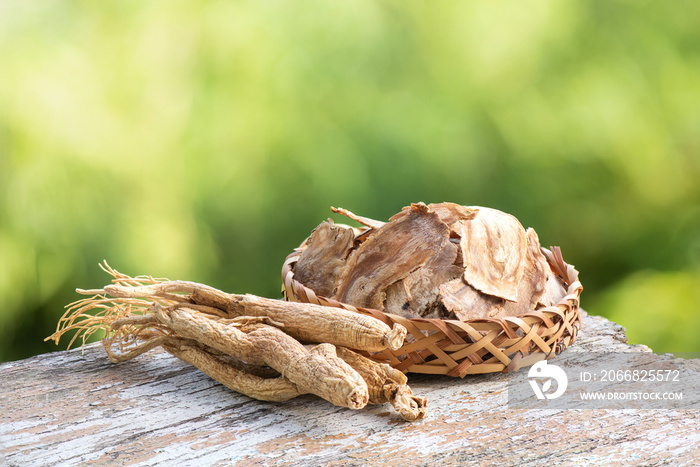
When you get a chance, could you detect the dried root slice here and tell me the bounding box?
[293,220,356,297]
[458,206,528,302]
[439,227,551,320]
[334,203,450,310]
[384,239,462,319]
[96,282,406,352]
[335,347,427,422]
[154,304,369,409]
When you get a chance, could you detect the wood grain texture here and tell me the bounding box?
[2,313,699,467]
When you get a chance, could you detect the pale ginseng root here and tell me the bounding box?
[132,324,426,421]
[83,278,406,352]
[160,329,428,421]
[153,304,370,410]
[142,327,427,421]
[70,261,407,352]
[104,329,303,402]
[162,340,304,402]
[50,296,370,410]
[334,347,427,421]
[46,262,426,420]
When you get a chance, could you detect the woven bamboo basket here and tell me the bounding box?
[283,246,582,377]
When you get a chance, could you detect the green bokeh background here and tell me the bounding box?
[1,1,699,362]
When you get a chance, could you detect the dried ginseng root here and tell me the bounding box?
[46,262,424,421]
[334,347,427,421]
[292,202,568,321]
[94,281,406,352]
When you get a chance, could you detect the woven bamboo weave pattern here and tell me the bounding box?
[283,247,582,377]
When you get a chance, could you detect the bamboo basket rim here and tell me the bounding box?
[282,244,582,377]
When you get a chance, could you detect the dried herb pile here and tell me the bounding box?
[294,202,568,322]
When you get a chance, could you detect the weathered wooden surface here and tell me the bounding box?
[1,313,699,466]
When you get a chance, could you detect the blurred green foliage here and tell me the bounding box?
[1,1,699,362]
